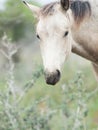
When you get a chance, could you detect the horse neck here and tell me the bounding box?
[71,7,98,64]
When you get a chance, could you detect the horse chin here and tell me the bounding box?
[45,69,61,85]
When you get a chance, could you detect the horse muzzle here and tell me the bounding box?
[45,70,61,85]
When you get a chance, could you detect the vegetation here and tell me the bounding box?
[0,0,39,41]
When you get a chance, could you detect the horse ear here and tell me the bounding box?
[60,0,69,11]
[23,1,40,18]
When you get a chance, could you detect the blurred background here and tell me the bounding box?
[0,0,98,130]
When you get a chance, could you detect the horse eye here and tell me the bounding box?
[37,34,40,39]
[64,31,69,37]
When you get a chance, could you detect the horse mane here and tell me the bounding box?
[70,1,91,24]
[41,0,91,24]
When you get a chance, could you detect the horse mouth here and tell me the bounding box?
[45,70,61,85]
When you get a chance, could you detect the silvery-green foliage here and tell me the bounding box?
[61,71,98,130]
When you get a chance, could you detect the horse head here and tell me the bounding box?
[23,0,74,85]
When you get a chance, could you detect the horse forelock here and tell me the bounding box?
[41,2,59,16]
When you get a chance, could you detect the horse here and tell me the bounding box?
[23,0,98,85]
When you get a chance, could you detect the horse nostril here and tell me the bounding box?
[56,69,61,78]
[45,70,61,85]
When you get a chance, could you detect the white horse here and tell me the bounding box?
[23,0,98,85]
